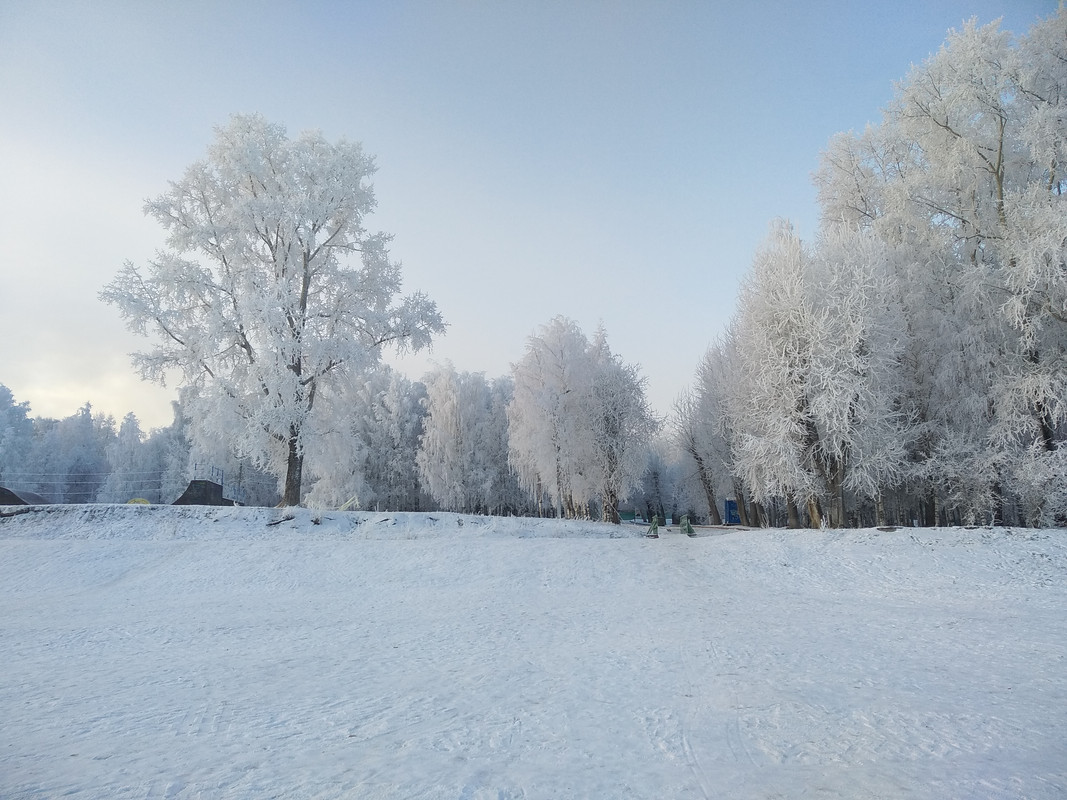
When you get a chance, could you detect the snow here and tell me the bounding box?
[1,505,1065,799]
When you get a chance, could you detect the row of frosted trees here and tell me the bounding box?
[0,385,279,506]
[675,11,1067,528]
[304,316,658,522]
[2,316,658,520]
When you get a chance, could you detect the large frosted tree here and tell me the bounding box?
[727,221,911,527]
[416,365,522,514]
[814,9,1067,523]
[508,317,656,522]
[586,326,660,523]
[101,114,444,505]
[508,317,593,518]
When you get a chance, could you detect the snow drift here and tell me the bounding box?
[1,505,1065,799]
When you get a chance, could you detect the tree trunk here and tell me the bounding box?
[806,497,823,529]
[554,455,565,519]
[827,457,845,528]
[602,487,621,524]
[564,492,576,520]
[751,501,766,528]
[1036,401,1057,453]
[922,491,937,527]
[734,481,751,527]
[691,452,723,526]
[282,434,303,506]
[696,456,723,526]
[786,497,802,529]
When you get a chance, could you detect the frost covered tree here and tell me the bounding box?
[508,317,594,518]
[813,9,1067,523]
[726,221,911,527]
[508,317,655,522]
[301,367,425,511]
[417,365,484,512]
[673,385,722,525]
[416,365,522,514]
[0,385,34,488]
[21,405,116,503]
[729,221,821,521]
[484,376,532,515]
[697,331,762,526]
[673,342,740,526]
[370,371,428,511]
[586,326,659,523]
[98,413,153,503]
[1,392,135,503]
[816,111,1003,524]
[991,10,1067,523]
[302,371,382,510]
[143,400,195,505]
[804,224,912,523]
[673,9,1067,527]
[633,437,679,525]
[101,114,444,505]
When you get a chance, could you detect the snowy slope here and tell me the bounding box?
[1,505,1065,799]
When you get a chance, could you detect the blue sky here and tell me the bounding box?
[0,0,1055,429]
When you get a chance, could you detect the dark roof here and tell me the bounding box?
[172,479,235,506]
[0,487,50,505]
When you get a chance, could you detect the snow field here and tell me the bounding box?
[1,505,1065,799]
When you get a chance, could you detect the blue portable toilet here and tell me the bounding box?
[724,499,741,525]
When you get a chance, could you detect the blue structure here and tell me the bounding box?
[724,499,741,525]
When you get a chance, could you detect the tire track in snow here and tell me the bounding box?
[648,532,759,797]
[703,636,756,771]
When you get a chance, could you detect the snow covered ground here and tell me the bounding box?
[1,505,1065,799]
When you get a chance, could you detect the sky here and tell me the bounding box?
[0,0,1056,430]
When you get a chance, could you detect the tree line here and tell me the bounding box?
[91,111,662,518]
[0,386,280,507]
[0,315,659,521]
[7,11,1063,527]
[673,11,1067,528]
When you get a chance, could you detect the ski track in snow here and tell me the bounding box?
[1,505,1065,799]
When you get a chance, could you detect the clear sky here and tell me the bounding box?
[0,0,1055,430]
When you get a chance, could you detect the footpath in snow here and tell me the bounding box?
[1,504,1065,799]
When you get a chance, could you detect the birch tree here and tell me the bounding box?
[814,9,1067,523]
[730,221,821,520]
[587,326,659,523]
[507,317,655,522]
[508,317,594,518]
[673,340,745,527]
[728,221,912,527]
[416,365,521,514]
[101,114,444,505]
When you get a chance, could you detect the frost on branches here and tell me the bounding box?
[416,365,525,515]
[507,317,658,523]
[815,10,1067,525]
[686,9,1066,528]
[723,222,910,528]
[100,115,444,505]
